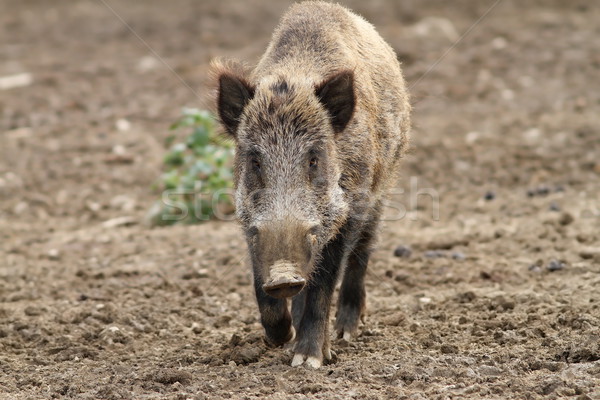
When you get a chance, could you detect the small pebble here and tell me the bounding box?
[424,250,445,258]
[115,118,131,132]
[451,252,466,261]
[528,264,542,272]
[47,249,61,260]
[393,245,412,258]
[112,144,127,155]
[527,185,551,198]
[547,259,566,272]
[484,191,495,201]
[549,202,561,212]
[527,184,565,198]
[0,73,32,90]
[24,306,43,316]
[191,322,203,334]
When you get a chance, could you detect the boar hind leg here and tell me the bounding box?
[335,215,379,340]
[291,232,347,369]
[254,278,294,346]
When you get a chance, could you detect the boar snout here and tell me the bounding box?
[251,221,319,299]
[262,261,306,298]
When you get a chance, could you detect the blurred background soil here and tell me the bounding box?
[0,0,599,398]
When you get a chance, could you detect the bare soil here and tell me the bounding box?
[1,0,599,399]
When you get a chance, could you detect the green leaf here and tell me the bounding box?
[161,170,180,190]
[151,109,235,226]
[187,125,210,149]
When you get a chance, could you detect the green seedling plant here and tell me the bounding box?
[147,108,235,226]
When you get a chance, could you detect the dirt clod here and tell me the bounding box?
[382,312,406,326]
[151,369,193,385]
[559,212,574,226]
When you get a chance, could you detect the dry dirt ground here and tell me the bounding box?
[1,0,599,399]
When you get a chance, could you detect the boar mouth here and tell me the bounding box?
[262,260,306,299]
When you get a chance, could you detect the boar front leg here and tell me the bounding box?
[335,210,380,340]
[291,230,347,369]
[334,228,373,340]
[291,289,306,333]
[335,204,381,340]
[254,277,295,346]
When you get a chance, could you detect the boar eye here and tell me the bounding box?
[251,158,261,171]
[309,157,318,168]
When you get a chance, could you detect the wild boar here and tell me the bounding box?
[213,1,410,368]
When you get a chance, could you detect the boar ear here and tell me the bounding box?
[217,73,255,137]
[315,70,355,133]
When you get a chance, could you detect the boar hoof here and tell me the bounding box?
[291,344,332,368]
[291,353,322,369]
[335,303,364,341]
[342,331,353,341]
[263,262,306,299]
[335,324,358,341]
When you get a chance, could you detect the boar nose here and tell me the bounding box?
[253,221,320,299]
[262,260,306,298]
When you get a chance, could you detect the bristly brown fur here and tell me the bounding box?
[250,1,411,194]
[211,1,411,368]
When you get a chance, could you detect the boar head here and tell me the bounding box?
[215,63,355,298]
